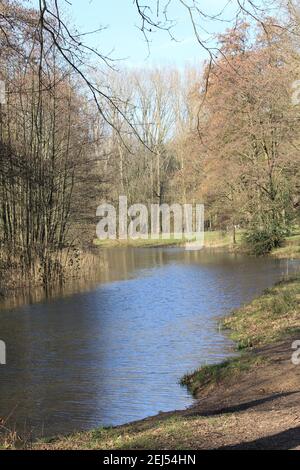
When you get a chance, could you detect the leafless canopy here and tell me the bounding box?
[133,1,279,57]
[0,1,281,127]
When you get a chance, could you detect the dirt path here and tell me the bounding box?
[182,336,300,449]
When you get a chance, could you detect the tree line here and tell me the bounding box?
[0,0,300,293]
[98,20,300,255]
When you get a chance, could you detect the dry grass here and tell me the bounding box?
[0,249,106,301]
[33,414,231,450]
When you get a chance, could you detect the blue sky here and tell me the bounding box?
[28,0,272,68]
[40,0,244,68]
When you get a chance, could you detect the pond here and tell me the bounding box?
[0,248,298,437]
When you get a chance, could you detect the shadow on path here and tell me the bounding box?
[191,390,300,417]
[216,426,300,450]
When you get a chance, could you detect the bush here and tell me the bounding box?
[244,226,285,256]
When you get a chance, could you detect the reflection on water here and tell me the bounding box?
[0,248,299,437]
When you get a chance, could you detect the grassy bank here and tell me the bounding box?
[181,276,300,396]
[94,227,300,257]
[223,277,300,349]
[271,231,300,259]
[180,355,268,397]
[7,274,292,450]
[94,230,241,249]
[94,237,186,248]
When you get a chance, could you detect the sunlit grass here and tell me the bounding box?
[180,355,267,397]
[94,236,187,248]
[271,225,300,259]
[33,414,227,450]
[180,275,300,398]
[223,277,300,349]
[93,230,245,249]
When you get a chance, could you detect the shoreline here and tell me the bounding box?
[2,273,298,450]
[94,229,300,259]
[1,229,299,302]
[0,232,234,301]
[93,230,241,250]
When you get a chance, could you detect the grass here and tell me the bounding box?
[32,414,232,450]
[202,231,232,248]
[180,355,267,397]
[94,230,244,249]
[94,236,187,248]
[271,226,300,259]
[271,243,300,259]
[93,226,300,255]
[272,246,300,259]
[223,276,300,350]
[180,274,300,398]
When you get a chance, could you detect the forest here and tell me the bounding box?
[0,0,300,293]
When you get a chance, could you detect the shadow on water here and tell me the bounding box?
[0,248,299,437]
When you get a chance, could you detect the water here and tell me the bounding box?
[0,248,298,437]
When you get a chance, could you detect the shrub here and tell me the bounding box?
[244,225,285,256]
